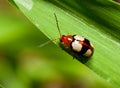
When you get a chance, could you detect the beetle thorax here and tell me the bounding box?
[60,35,73,47]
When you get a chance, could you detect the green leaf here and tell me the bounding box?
[0,85,4,88]
[9,0,120,88]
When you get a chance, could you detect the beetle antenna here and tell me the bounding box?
[38,40,52,47]
[54,13,62,37]
[38,39,57,47]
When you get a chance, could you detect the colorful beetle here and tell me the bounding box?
[54,13,94,63]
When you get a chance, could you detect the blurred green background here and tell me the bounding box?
[0,0,112,88]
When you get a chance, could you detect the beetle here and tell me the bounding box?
[54,13,94,63]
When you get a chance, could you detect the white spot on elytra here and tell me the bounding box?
[16,0,33,10]
[83,49,92,57]
[72,40,82,52]
[74,35,84,41]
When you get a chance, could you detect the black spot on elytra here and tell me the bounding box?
[79,45,89,55]
[84,38,90,45]
[79,38,90,55]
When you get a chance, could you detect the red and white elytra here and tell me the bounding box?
[54,13,94,63]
